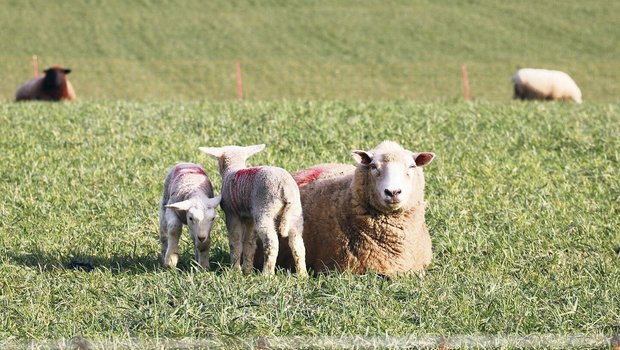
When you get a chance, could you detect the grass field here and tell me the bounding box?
[1,0,619,102]
[1,0,619,348]
[0,101,619,347]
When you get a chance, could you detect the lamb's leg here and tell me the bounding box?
[194,236,211,270]
[163,210,182,268]
[159,206,168,265]
[255,218,279,276]
[226,215,244,271]
[241,221,257,275]
[288,224,308,277]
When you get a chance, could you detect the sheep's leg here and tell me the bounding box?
[255,218,279,276]
[241,221,257,275]
[194,236,211,270]
[163,209,182,268]
[288,225,308,277]
[225,215,244,271]
[159,206,169,265]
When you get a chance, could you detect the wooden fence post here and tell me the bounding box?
[461,63,471,100]
[236,62,244,100]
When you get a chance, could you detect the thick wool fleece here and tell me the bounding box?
[512,68,582,103]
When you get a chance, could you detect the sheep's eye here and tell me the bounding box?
[369,164,378,170]
[409,164,417,169]
[188,217,194,222]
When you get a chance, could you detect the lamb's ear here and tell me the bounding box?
[414,152,435,167]
[206,194,222,208]
[165,199,193,212]
[245,144,266,158]
[199,147,224,159]
[351,150,373,165]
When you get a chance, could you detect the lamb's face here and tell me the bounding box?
[166,195,221,243]
[353,144,434,212]
[186,204,217,243]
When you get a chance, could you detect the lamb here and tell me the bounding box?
[199,144,307,276]
[16,66,77,101]
[274,141,435,276]
[159,163,221,269]
[512,68,582,103]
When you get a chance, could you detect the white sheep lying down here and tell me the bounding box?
[159,163,221,269]
[512,68,582,103]
[200,144,307,276]
[271,141,435,276]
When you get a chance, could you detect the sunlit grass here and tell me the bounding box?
[0,101,618,342]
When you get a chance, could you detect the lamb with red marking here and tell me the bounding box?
[16,66,77,101]
[200,144,307,276]
[159,162,221,269]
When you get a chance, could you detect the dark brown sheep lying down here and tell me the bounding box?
[16,66,76,101]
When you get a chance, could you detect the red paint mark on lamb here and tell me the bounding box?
[234,166,263,180]
[294,166,326,186]
[175,165,206,178]
[174,165,207,179]
[230,167,263,214]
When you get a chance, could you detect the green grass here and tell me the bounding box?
[0,101,619,346]
[1,0,619,102]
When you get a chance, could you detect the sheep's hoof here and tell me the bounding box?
[164,254,179,268]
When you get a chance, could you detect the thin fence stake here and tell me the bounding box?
[461,63,471,101]
[32,55,39,78]
[236,62,244,101]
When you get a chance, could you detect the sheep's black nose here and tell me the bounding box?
[197,236,206,242]
[384,189,402,197]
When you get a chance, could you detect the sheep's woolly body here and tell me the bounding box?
[512,68,582,103]
[15,66,76,101]
[278,142,433,275]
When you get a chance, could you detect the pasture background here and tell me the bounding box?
[1,102,619,344]
[0,0,619,102]
[1,0,620,347]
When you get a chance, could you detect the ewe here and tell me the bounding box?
[278,141,435,276]
[160,163,221,269]
[200,144,307,276]
[16,66,77,101]
[512,68,582,103]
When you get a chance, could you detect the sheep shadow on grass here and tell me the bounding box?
[4,245,231,275]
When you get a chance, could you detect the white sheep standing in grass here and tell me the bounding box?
[160,163,221,269]
[199,144,307,276]
[275,141,435,276]
[512,68,582,103]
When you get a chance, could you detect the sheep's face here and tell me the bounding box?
[353,148,434,212]
[166,195,221,243]
[42,67,71,89]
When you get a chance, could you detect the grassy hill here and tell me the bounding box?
[1,0,619,101]
[1,101,618,345]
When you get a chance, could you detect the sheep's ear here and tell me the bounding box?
[165,199,193,212]
[245,144,266,157]
[64,69,71,74]
[206,194,222,208]
[199,147,224,159]
[351,150,373,165]
[414,152,435,167]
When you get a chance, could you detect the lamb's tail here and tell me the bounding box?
[277,200,292,238]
